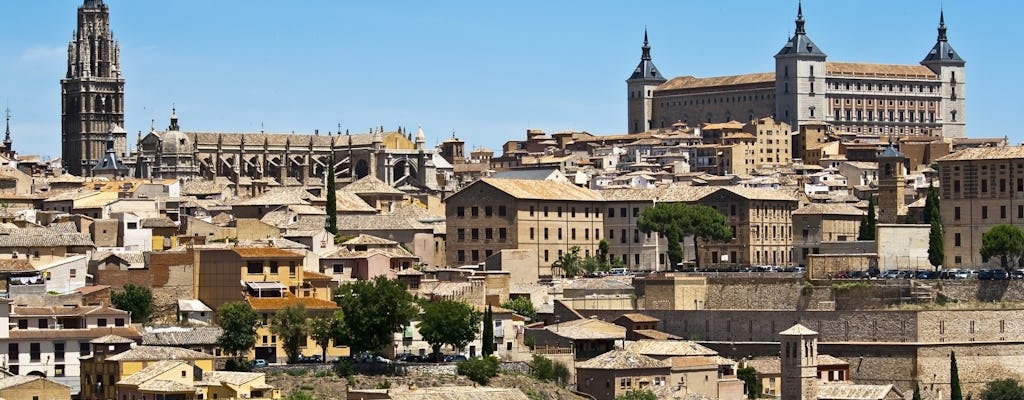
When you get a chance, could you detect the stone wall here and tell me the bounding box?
[704,276,805,310]
[936,279,1024,302]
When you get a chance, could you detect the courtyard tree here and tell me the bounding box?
[417,300,482,362]
[598,239,610,265]
[738,366,761,399]
[216,301,259,360]
[638,203,730,269]
[858,196,877,241]
[981,378,1024,400]
[111,284,154,322]
[501,297,537,322]
[481,305,494,357]
[553,246,583,277]
[332,276,419,355]
[270,304,309,364]
[309,310,344,363]
[926,182,944,269]
[980,224,1024,271]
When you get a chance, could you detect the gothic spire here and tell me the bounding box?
[627,29,666,82]
[795,1,805,35]
[937,9,947,42]
[775,2,825,58]
[921,8,964,67]
[4,108,12,153]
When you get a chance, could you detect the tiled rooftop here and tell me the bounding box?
[575,349,668,370]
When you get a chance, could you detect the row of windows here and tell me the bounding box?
[455,205,508,217]
[245,261,298,276]
[831,81,939,94]
[835,98,936,107]
[456,228,509,241]
[833,108,937,123]
[658,92,774,108]
[528,227,599,241]
[952,205,1024,222]
[949,178,1024,195]
[16,317,124,329]
[527,205,598,218]
[8,341,78,366]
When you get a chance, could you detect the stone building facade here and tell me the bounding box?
[792,203,865,267]
[444,178,604,278]
[696,187,799,269]
[629,6,966,139]
[936,146,1024,268]
[61,0,127,176]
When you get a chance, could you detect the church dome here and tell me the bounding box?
[161,130,192,155]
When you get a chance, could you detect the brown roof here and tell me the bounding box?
[233,247,304,259]
[793,203,866,216]
[246,295,339,312]
[631,329,683,340]
[935,146,1024,162]
[0,258,35,272]
[658,72,775,91]
[825,62,938,79]
[341,175,404,195]
[628,340,718,357]
[471,178,604,202]
[702,121,746,131]
[616,313,661,323]
[106,345,213,362]
[545,318,626,340]
[576,349,668,370]
[302,270,334,281]
[343,234,397,246]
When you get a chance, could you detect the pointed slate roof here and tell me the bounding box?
[627,30,667,83]
[921,11,964,66]
[878,144,905,159]
[776,3,826,58]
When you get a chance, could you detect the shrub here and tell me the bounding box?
[285,368,308,377]
[801,282,814,296]
[457,356,500,385]
[224,358,252,372]
[530,355,569,385]
[314,370,334,378]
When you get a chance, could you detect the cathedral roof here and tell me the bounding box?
[775,3,826,58]
[627,30,667,83]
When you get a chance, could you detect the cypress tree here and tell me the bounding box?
[927,182,944,269]
[951,351,963,400]
[859,196,877,241]
[913,383,922,400]
[326,155,338,235]
[482,305,494,357]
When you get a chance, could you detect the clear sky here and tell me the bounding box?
[0,1,1016,159]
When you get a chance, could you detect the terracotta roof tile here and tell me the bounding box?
[825,62,938,79]
[576,349,668,370]
[246,294,338,312]
[658,72,774,91]
[233,247,304,259]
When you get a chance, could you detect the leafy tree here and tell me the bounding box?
[502,297,537,322]
[309,310,344,363]
[270,304,308,364]
[216,301,259,360]
[417,300,482,361]
[553,246,583,277]
[616,390,657,400]
[981,224,1024,271]
[981,378,1024,400]
[582,256,608,276]
[332,276,419,355]
[531,354,570,385]
[457,356,500,385]
[481,305,494,357]
[638,203,730,269]
[326,155,338,235]
[598,239,610,265]
[926,182,944,269]
[859,196,877,241]
[111,284,154,322]
[951,351,963,400]
[737,366,761,399]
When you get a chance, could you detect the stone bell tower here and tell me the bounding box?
[780,323,818,400]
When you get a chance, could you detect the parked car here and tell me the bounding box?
[297,355,323,363]
[250,359,268,368]
[396,354,422,363]
[1012,270,1024,279]
[443,354,468,363]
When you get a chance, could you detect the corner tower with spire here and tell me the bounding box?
[922,10,966,138]
[626,29,667,134]
[61,0,126,176]
[774,2,827,133]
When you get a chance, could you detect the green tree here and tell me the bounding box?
[333,276,419,355]
[638,203,730,269]
[737,366,761,399]
[111,284,155,322]
[981,224,1024,271]
[598,239,610,265]
[418,300,482,361]
[926,182,944,269]
[282,389,318,400]
[553,246,583,277]
[913,383,923,400]
[270,304,308,364]
[216,301,259,360]
[481,305,494,357]
[326,155,338,235]
[951,351,963,400]
[502,297,537,322]
[309,310,344,363]
[859,196,877,241]
[582,256,608,276]
[457,356,500,385]
[616,390,657,400]
[981,378,1024,400]
[531,354,570,385]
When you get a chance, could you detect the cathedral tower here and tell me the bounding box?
[626,30,667,134]
[62,0,126,176]
[780,324,818,400]
[921,10,966,138]
[774,3,827,132]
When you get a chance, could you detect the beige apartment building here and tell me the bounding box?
[445,178,604,278]
[792,203,865,267]
[936,146,1024,268]
[697,187,799,269]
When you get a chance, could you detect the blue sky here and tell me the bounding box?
[0,1,1016,159]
